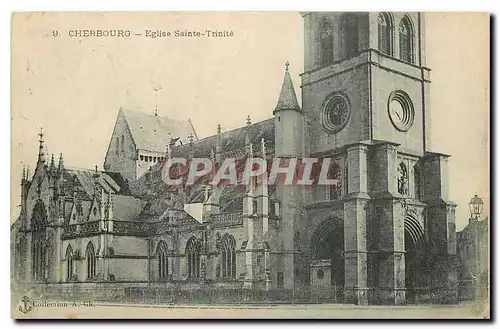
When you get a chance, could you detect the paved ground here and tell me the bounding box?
[15,300,489,319]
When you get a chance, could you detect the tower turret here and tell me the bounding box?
[273,61,303,158]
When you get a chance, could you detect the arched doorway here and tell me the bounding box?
[309,217,345,296]
[404,214,427,302]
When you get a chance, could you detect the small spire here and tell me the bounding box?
[246,115,251,126]
[274,62,302,114]
[210,146,215,161]
[217,124,221,135]
[38,127,46,163]
[38,127,43,141]
[49,154,56,177]
[22,166,26,181]
[93,165,100,181]
[58,153,64,170]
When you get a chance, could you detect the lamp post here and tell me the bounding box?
[469,194,484,220]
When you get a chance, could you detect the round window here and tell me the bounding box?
[317,269,325,279]
[388,90,414,131]
[321,93,351,133]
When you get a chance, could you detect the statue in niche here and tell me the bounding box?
[397,162,409,195]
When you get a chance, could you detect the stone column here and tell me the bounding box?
[373,200,406,305]
[242,194,255,289]
[422,152,458,304]
[171,233,181,281]
[343,143,370,305]
[25,232,33,284]
[369,142,406,305]
[53,222,63,282]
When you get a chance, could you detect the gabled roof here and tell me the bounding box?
[122,109,197,153]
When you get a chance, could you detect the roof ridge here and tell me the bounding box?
[122,108,191,124]
[184,117,275,145]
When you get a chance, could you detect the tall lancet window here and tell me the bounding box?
[221,234,237,279]
[31,199,47,282]
[86,242,97,280]
[378,13,393,56]
[156,241,168,280]
[66,245,74,281]
[120,135,125,154]
[327,162,342,200]
[186,237,200,279]
[319,20,334,67]
[399,16,414,63]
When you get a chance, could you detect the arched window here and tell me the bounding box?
[340,13,359,59]
[399,16,414,63]
[186,237,200,279]
[327,162,342,200]
[86,242,97,280]
[414,166,422,200]
[31,243,46,282]
[398,162,409,195]
[378,13,393,56]
[115,137,119,155]
[31,200,47,281]
[156,241,168,280]
[319,20,334,67]
[66,245,74,281]
[221,234,236,279]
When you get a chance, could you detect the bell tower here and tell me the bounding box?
[301,12,457,305]
[301,12,429,157]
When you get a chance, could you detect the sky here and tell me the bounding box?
[11,12,489,230]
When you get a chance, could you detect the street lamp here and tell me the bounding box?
[469,194,484,220]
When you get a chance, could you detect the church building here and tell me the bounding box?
[12,12,458,305]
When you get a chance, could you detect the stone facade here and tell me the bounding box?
[12,12,458,305]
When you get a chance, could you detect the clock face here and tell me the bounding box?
[388,91,414,132]
[321,93,351,133]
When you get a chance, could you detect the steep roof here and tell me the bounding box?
[122,109,197,153]
[128,117,277,220]
[170,118,275,158]
[274,68,301,114]
[63,167,129,199]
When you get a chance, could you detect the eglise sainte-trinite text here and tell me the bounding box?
[67,29,234,38]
